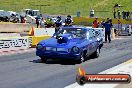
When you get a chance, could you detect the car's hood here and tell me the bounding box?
[39,37,84,48]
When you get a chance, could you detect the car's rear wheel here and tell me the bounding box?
[91,48,100,58]
[76,52,87,63]
[40,57,47,63]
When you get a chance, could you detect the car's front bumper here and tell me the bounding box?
[36,50,81,60]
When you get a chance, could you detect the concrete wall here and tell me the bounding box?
[0,23,32,33]
[0,36,32,52]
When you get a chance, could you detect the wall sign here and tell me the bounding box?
[0,37,32,51]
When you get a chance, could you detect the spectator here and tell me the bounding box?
[117,10,121,19]
[126,11,130,19]
[114,28,117,36]
[109,18,113,27]
[93,17,100,28]
[122,11,125,19]
[36,17,40,28]
[117,20,122,35]
[20,16,23,23]
[23,16,27,23]
[55,16,62,32]
[103,18,112,43]
[128,11,130,19]
[100,19,105,28]
[113,9,116,18]
[65,15,73,26]
[39,18,45,28]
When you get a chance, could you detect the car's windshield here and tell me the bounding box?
[54,28,87,38]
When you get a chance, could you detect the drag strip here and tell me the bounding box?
[0,50,36,63]
[0,36,132,88]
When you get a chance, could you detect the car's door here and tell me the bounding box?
[88,29,98,54]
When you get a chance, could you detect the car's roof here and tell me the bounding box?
[62,25,92,30]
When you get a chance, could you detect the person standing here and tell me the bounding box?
[93,17,100,28]
[122,11,125,19]
[113,9,116,18]
[104,18,112,43]
[128,11,130,19]
[117,10,121,19]
[23,16,27,23]
[39,18,45,28]
[64,15,73,26]
[100,20,105,28]
[126,11,130,19]
[55,16,62,32]
[36,17,40,28]
[117,20,122,35]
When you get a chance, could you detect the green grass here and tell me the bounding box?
[0,0,132,18]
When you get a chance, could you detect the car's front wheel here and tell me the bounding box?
[40,57,47,63]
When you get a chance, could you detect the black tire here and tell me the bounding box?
[100,43,103,48]
[91,48,100,58]
[76,55,84,64]
[40,57,47,63]
[76,51,87,63]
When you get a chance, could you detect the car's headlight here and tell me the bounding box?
[71,46,80,53]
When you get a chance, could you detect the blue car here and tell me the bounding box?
[36,26,101,63]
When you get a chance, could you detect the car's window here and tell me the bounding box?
[95,31,100,37]
[88,29,97,39]
[95,30,101,37]
[54,28,87,38]
[88,29,94,39]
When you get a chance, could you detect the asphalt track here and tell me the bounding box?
[0,36,132,88]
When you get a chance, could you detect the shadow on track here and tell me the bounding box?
[29,57,97,65]
[29,59,83,65]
